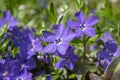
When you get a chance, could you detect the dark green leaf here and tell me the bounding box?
[0,39,10,52]
[50,2,56,16]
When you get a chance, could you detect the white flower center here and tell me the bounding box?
[79,24,86,31]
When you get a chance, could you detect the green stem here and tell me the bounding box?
[83,35,86,57]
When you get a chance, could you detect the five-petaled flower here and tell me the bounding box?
[43,24,76,55]
[0,10,18,30]
[67,11,99,37]
[55,46,78,70]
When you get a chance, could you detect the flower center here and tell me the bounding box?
[79,24,86,31]
[55,37,62,45]
[29,45,34,50]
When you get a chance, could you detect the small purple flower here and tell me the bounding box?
[26,34,43,59]
[0,59,33,80]
[0,10,18,30]
[6,27,42,59]
[43,24,76,55]
[55,46,78,70]
[67,11,99,37]
[96,32,117,70]
[16,52,36,71]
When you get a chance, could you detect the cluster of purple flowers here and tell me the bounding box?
[96,32,120,70]
[0,10,99,80]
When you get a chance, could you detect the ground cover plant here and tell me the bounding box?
[0,0,120,80]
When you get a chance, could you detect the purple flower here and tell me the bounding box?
[6,27,42,59]
[43,24,76,55]
[0,10,18,30]
[98,32,117,54]
[96,32,117,70]
[67,11,99,37]
[26,34,43,59]
[55,46,78,70]
[0,59,33,80]
[16,52,36,71]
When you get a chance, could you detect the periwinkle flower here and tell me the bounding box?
[0,59,20,79]
[55,46,78,70]
[0,10,18,30]
[6,27,42,59]
[96,32,117,70]
[26,34,43,59]
[67,11,99,37]
[16,52,36,71]
[43,24,76,55]
[0,59,33,80]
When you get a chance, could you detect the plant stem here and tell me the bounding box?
[83,34,86,57]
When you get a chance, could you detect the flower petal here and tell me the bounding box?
[67,20,79,29]
[41,31,54,42]
[43,43,57,53]
[57,43,69,55]
[53,24,65,37]
[70,54,78,62]
[114,46,120,57]
[55,59,66,69]
[83,27,95,37]
[75,29,83,37]
[97,50,110,60]
[46,35,56,43]
[8,16,18,28]
[0,18,7,28]
[75,11,85,24]
[85,16,99,27]
[62,28,76,42]
[24,58,36,70]
[66,61,74,70]
[27,50,35,59]
[106,41,117,53]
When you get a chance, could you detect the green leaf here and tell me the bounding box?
[103,56,120,80]
[45,2,57,23]
[88,35,100,43]
[0,39,10,52]
[50,2,56,16]
[10,44,19,57]
[62,9,68,23]
[71,38,83,45]
[56,14,63,24]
